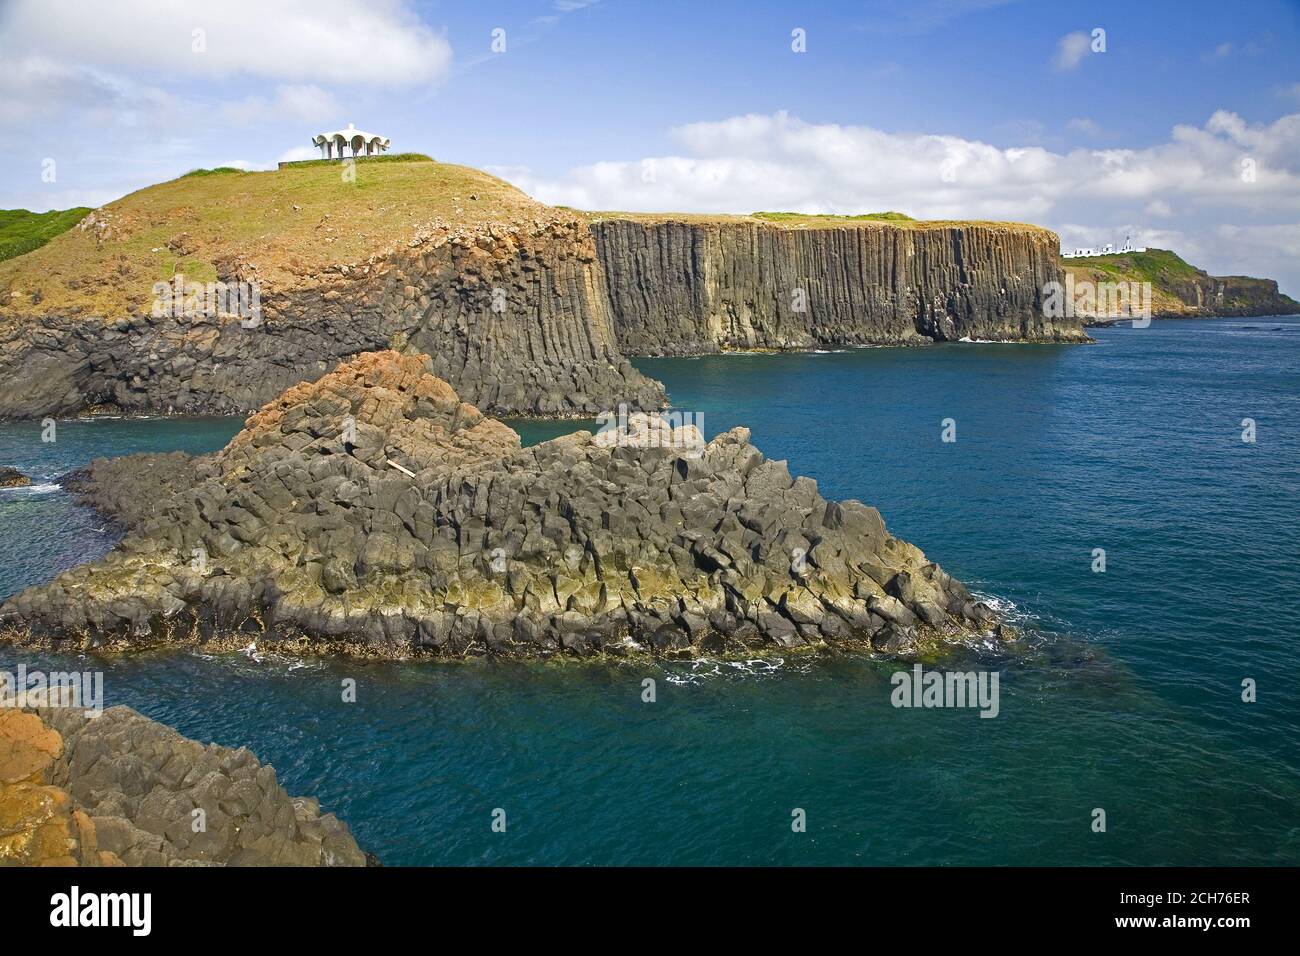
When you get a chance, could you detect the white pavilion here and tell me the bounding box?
[312,123,391,160]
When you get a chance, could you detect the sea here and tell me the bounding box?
[1,317,1297,865]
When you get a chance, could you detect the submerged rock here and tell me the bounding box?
[0,700,365,866]
[0,467,31,488]
[1,350,998,658]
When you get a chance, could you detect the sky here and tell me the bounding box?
[2,0,1299,294]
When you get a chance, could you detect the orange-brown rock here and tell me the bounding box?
[0,706,367,867]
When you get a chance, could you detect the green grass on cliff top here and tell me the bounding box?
[752,210,915,222]
[0,158,543,318]
[580,208,1048,231]
[1063,247,1203,284]
[0,207,94,263]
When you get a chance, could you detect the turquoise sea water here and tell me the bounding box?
[1,318,1298,865]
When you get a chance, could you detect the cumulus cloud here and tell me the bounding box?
[0,0,452,88]
[1053,31,1092,71]
[500,110,1300,217]
[494,110,1300,296]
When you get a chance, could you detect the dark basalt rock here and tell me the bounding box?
[59,452,199,531]
[0,703,366,867]
[593,219,1091,354]
[0,350,1001,658]
[0,215,666,421]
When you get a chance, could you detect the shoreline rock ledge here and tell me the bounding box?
[0,350,1002,658]
[0,702,366,866]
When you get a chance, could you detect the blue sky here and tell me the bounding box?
[3,0,1299,292]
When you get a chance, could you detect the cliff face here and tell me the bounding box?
[1160,274,1300,318]
[0,215,665,420]
[592,219,1088,353]
[1,351,1002,659]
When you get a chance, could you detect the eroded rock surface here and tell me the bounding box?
[594,218,1090,353]
[1,351,1000,657]
[0,701,365,867]
[0,215,665,420]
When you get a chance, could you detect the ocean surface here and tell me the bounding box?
[1,317,1298,865]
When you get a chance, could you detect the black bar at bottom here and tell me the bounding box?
[0,866,1279,940]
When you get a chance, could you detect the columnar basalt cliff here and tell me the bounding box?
[592,217,1090,353]
[1,351,1001,658]
[0,161,1089,422]
[0,703,366,866]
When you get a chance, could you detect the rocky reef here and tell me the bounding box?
[0,350,1000,658]
[0,701,366,866]
[593,218,1090,353]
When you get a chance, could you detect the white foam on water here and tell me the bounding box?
[662,656,795,685]
[0,482,60,495]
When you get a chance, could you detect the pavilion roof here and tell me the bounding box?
[312,124,390,147]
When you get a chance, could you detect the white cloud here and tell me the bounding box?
[0,55,178,125]
[0,0,452,88]
[502,110,1300,217]
[496,110,1300,296]
[221,85,340,125]
[1053,31,1091,72]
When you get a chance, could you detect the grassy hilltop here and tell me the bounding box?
[0,157,543,318]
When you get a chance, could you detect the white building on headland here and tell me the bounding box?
[1062,236,1147,258]
[311,123,390,160]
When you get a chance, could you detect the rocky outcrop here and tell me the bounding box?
[1,351,1001,658]
[0,214,665,421]
[0,467,31,488]
[592,218,1090,353]
[1151,274,1300,318]
[1063,247,1300,323]
[0,702,365,866]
